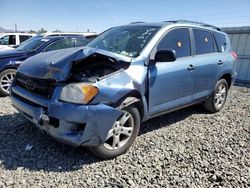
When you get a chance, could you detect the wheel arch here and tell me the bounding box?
[219,73,232,88]
[112,90,146,122]
[0,63,18,73]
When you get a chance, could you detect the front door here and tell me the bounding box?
[148,28,195,115]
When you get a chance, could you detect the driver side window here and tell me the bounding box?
[102,31,129,52]
[44,39,74,52]
[157,28,191,58]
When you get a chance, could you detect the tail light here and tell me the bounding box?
[231,51,238,60]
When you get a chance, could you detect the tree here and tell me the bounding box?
[52,29,61,33]
[28,30,36,34]
[37,28,47,34]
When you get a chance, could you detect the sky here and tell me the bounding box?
[0,0,250,33]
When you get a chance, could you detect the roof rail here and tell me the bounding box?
[164,20,221,31]
[130,21,145,24]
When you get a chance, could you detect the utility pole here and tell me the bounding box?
[14,23,17,33]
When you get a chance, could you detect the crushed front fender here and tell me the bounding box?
[47,102,123,146]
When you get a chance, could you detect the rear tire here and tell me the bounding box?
[203,79,228,113]
[0,69,16,96]
[89,106,140,159]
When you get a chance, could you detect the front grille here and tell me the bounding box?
[15,73,56,99]
[12,92,44,108]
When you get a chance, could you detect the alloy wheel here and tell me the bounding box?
[103,111,134,150]
[0,72,15,94]
[214,84,227,108]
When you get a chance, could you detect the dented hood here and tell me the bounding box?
[17,47,132,82]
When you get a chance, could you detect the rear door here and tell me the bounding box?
[148,28,195,115]
[191,29,224,100]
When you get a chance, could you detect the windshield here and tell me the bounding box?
[16,37,50,52]
[87,26,160,57]
[20,35,42,45]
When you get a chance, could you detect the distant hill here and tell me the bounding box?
[0,26,7,32]
[0,26,15,33]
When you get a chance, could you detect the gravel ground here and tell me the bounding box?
[0,86,249,187]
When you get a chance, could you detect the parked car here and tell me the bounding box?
[10,21,238,159]
[12,33,97,49]
[0,33,35,51]
[0,36,89,95]
[43,32,98,39]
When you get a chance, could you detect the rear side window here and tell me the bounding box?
[75,39,89,47]
[193,29,215,55]
[19,35,31,43]
[157,28,191,58]
[44,39,75,52]
[214,32,227,52]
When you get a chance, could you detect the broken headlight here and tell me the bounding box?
[60,83,99,104]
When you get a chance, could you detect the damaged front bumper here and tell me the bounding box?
[10,85,123,147]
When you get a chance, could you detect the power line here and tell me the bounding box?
[212,20,250,25]
[166,10,250,24]
[201,15,250,22]
[202,15,250,21]
[184,10,250,20]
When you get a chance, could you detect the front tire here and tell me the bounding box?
[0,69,16,96]
[90,106,140,159]
[203,79,228,113]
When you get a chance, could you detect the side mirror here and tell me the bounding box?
[154,49,177,62]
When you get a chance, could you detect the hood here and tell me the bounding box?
[17,47,132,82]
[0,50,27,60]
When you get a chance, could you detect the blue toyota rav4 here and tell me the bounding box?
[10,21,237,159]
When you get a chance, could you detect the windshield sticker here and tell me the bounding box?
[177,41,182,48]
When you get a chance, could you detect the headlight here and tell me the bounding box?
[60,83,99,104]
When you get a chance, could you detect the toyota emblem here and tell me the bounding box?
[25,79,36,91]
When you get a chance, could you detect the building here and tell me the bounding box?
[222,26,250,85]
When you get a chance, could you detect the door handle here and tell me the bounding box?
[187,64,196,71]
[218,60,224,65]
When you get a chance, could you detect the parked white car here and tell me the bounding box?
[0,33,35,51]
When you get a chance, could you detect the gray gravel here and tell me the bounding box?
[0,86,249,187]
